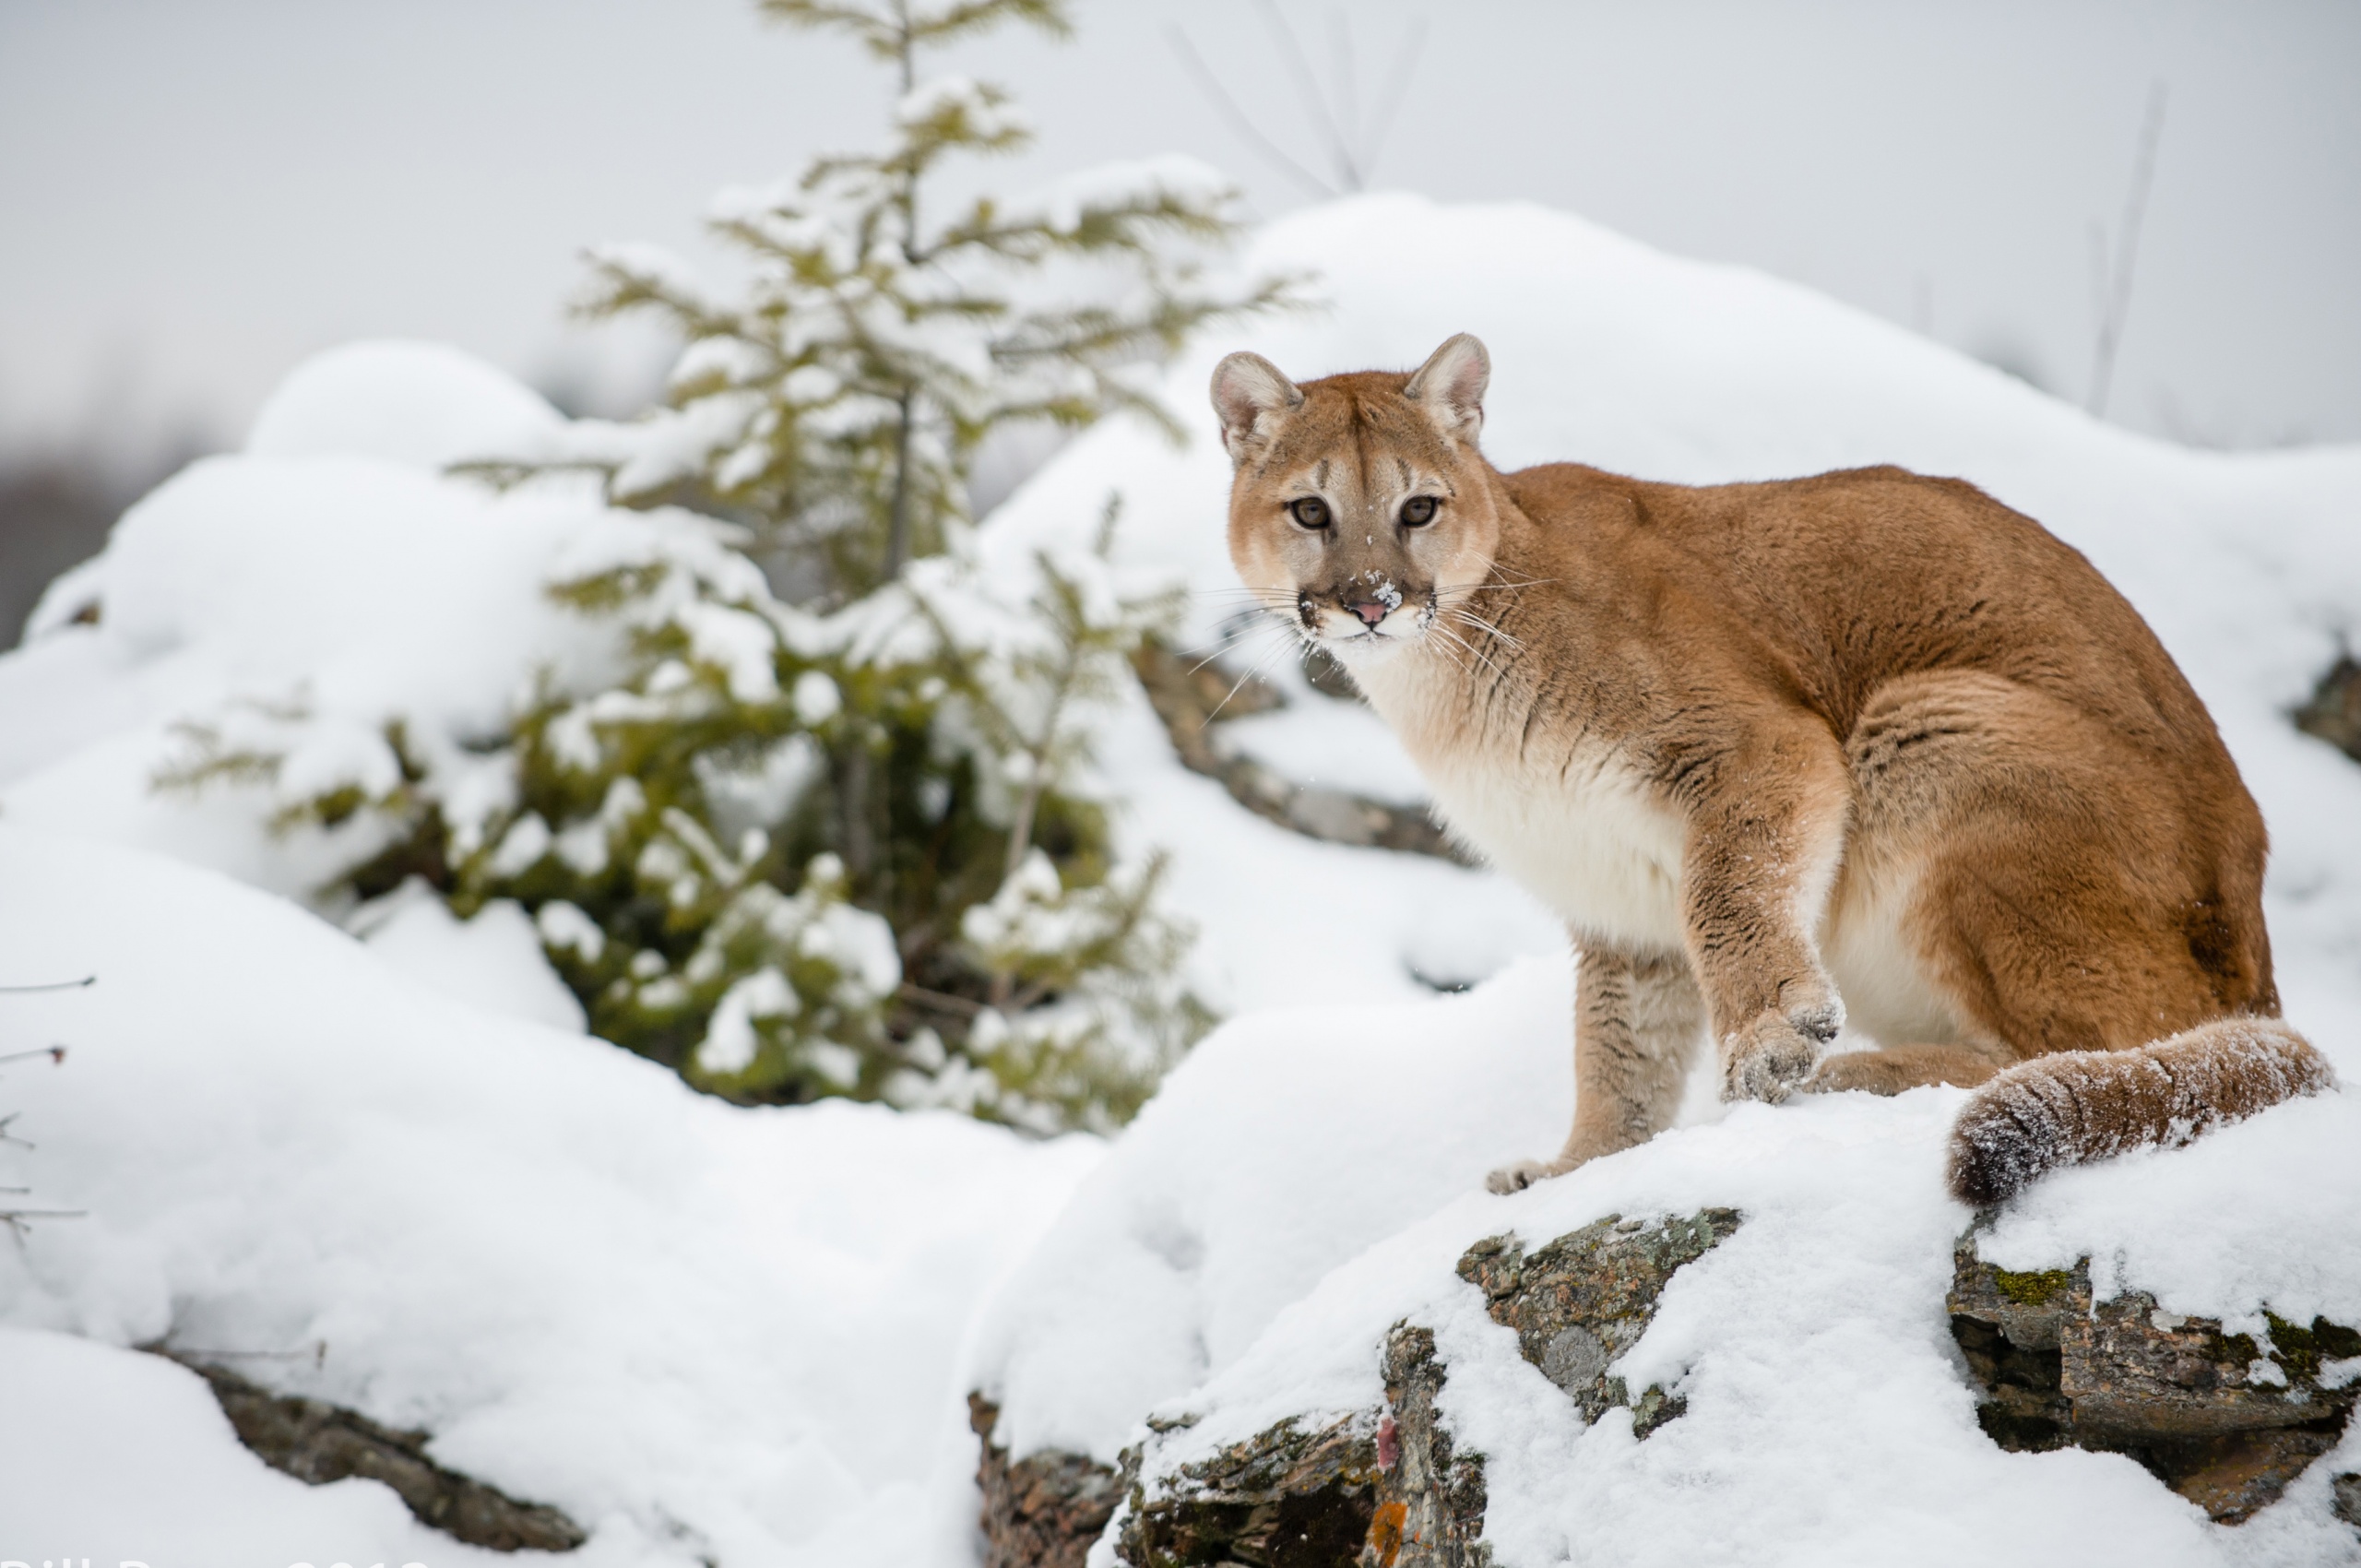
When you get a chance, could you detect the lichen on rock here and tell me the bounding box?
[1106,1324,1493,1567]
[1948,1232,2361,1524]
[1114,1407,1382,1568]
[1456,1207,1742,1435]
[1372,1324,1489,1568]
[1099,1208,1743,1566]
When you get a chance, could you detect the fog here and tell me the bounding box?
[3,0,2356,467]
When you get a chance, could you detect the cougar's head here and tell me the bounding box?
[1212,334,1499,668]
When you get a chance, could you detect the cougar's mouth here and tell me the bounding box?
[1297,581,1436,653]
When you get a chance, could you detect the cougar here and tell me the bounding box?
[1211,333,2332,1205]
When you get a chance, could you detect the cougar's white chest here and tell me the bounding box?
[1355,656,1690,953]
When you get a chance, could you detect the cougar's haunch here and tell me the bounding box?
[1210,333,2336,1204]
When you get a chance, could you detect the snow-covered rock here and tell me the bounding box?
[0,827,1098,1563]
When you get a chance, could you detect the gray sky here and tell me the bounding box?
[3,0,2355,462]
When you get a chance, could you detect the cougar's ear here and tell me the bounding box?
[1210,351,1302,463]
[1405,333,1489,445]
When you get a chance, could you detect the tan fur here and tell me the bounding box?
[1210,335,2336,1205]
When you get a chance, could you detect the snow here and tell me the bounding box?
[1004,154,1238,236]
[0,192,2358,1561]
[0,828,1097,1563]
[1016,1028,2361,1568]
[976,980,2361,1563]
[245,338,565,469]
[1214,684,1430,805]
[352,878,589,1032]
[0,1324,506,1564]
[898,75,1030,143]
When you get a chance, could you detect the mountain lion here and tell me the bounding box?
[1211,333,2332,1205]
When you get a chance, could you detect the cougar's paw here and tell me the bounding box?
[1485,1156,1577,1195]
[1801,1051,1891,1096]
[1722,1004,1837,1104]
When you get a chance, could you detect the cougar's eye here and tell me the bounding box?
[1400,495,1438,527]
[1289,496,1331,529]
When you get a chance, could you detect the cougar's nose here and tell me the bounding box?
[1350,601,1389,628]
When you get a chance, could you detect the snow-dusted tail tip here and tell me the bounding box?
[1945,1018,2334,1206]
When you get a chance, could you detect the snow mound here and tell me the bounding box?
[0,1325,515,1565]
[0,827,1098,1563]
[245,339,564,469]
[1025,1002,2361,1566]
[971,957,1579,1466]
[354,878,588,1031]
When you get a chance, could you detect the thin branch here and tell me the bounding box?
[2087,80,2168,419]
[898,980,987,1016]
[1253,0,1360,190]
[0,976,94,993]
[1361,15,1428,175]
[1166,26,1339,199]
[1331,12,1360,165]
[1207,632,1299,720]
[0,1209,85,1239]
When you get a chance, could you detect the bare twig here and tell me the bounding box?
[1169,6,1429,201]
[898,981,988,1016]
[1360,15,1428,176]
[2087,81,2168,419]
[1167,26,1338,198]
[0,1208,86,1238]
[1255,0,1359,190]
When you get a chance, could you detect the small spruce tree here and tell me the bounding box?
[162,0,1284,1132]
[485,0,1287,600]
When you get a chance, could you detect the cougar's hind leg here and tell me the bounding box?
[1803,1039,2016,1096]
[1487,944,1704,1194]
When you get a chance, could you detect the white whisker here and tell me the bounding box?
[1452,607,1525,649]
[1207,635,1298,720]
[1430,622,1507,683]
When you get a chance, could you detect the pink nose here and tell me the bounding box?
[1350,601,1389,628]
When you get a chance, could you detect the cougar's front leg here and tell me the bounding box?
[1677,726,1853,1104]
[1486,944,1705,1194]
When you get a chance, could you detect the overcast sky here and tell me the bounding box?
[3,0,2355,463]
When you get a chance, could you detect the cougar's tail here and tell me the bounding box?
[1946,1017,2335,1206]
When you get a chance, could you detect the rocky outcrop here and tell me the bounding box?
[1115,1408,1382,1568]
[148,1346,586,1551]
[971,1394,1123,1568]
[967,1210,1736,1568]
[985,1209,2361,1563]
[1110,1325,1488,1568]
[1458,1208,1742,1437]
[1131,638,1471,864]
[2296,653,2361,763]
[1370,1324,1491,1568]
[1949,1237,2361,1524]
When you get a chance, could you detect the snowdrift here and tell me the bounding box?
[0,194,2355,1562]
[0,827,1097,1563]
